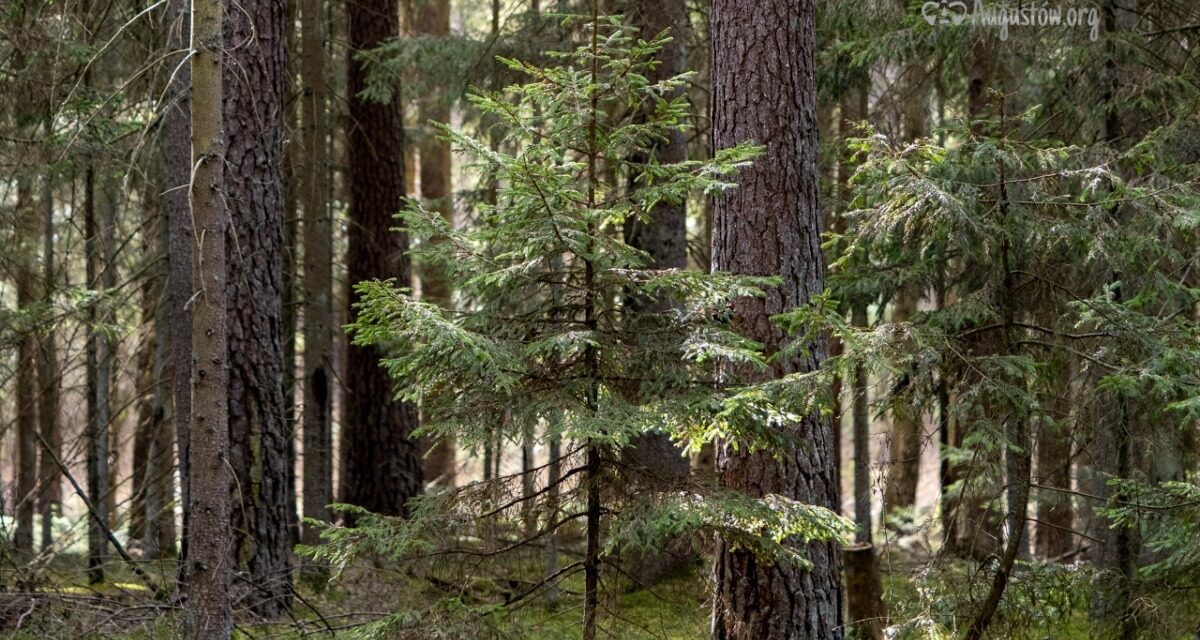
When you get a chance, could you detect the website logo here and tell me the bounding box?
[922,1,1101,41]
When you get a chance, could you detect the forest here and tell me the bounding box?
[1,0,1199,638]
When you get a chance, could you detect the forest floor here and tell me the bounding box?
[0,546,1107,639]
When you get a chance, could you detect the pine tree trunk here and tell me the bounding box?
[844,543,887,640]
[130,283,158,546]
[543,431,562,608]
[1089,5,1138,635]
[164,0,194,580]
[884,55,924,519]
[132,192,176,560]
[833,85,867,515]
[185,0,233,629]
[838,81,889,640]
[710,1,843,637]
[222,0,294,615]
[84,160,112,585]
[301,0,334,551]
[851,304,871,540]
[10,27,39,560]
[131,189,163,546]
[883,294,922,515]
[846,302,887,638]
[144,273,176,559]
[415,0,457,490]
[15,169,37,557]
[343,0,423,517]
[37,141,62,554]
[283,0,301,550]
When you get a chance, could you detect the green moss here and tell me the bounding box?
[499,573,708,640]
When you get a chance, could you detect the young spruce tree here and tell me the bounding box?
[308,8,851,638]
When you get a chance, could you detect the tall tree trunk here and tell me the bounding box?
[144,268,176,559]
[343,0,423,516]
[835,76,886,640]
[415,0,457,490]
[477,0,502,482]
[847,305,886,640]
[38,131,62,554]
[131,182,162,546]
[15,164,38,557]
[84,159,112,585]
[132,186,176,559]
[543,427,562,608]
[883,294,922,515]
[818,99,841,508]
[185,0,233,630]
[283,0,301,550]
[130,282,157,546]
[301,0,334,549]
[710,1,842,637]
[851,305,872,536]
[165,0,194,582]
[1089,4,1138,635]
[582,9,603,635]
[223,0,293,615]
[10,18,39,560]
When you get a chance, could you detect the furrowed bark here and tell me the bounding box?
[165,0,194,582]
[710,0,843,637]
[222,0,294,614]
[343,0,423,517]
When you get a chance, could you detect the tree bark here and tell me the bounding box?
[132,189,176,559]
[851,302,872,544]
[145,277,176,559]
[844,543,887,640]
[37,134,62,554]
[10,18,40,560]
[415,0,457,490]
[343,0,424,516]
[130,280,158,546]
[301,0,334,550]
[710,1,843,637]
[222,0,294,615]
[15,165,38,557]
[1089,6,1138,635]
[846,305,888,639]
[84,161,112,585]
[283,0,301,550]
[185,0,233,631]
[883,294,922,515]
[165,0,194,582]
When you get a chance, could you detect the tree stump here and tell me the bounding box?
[844,542,887,640]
